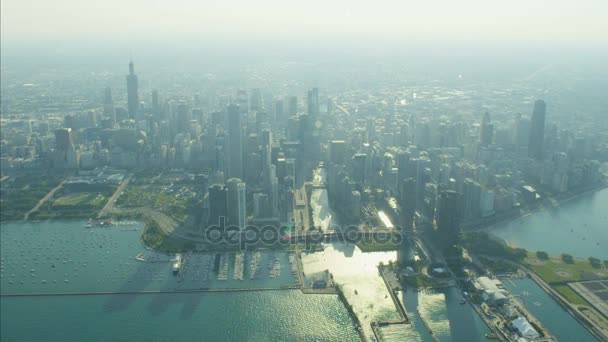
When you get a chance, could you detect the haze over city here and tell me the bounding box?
[1,1,608,342]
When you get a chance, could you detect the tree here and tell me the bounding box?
[536,251,549,260]
[588,257,601,269]
[561,253,574,264]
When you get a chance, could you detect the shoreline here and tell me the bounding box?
[463,183,606,233]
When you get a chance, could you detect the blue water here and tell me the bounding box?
[0,221,297,294]
[502,278,597,342]
[0,291,359,342]
[0,220,358,341]
[490,188,608,259]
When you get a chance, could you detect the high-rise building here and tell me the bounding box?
[528,100,546,160]
[103,87,117,127]
[208,184,228,226]
[435,190,462,255]
[307,87,319,117]
[226,178,246,230]
[329,140,347,165]
[54,128,73,151]
[480,112,493,146]
[152,90,160,118]
[126,61,139,118]
[463,178,482,220]
[288,96,298,116]
[227,104,243,179]
[261,129,272,188]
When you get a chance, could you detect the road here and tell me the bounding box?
[97,176,131,218]
[24,180,66,220]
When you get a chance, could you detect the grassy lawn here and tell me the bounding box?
[117,186,186,209]
[526,255,608,284]
[554,285,589,306]
[53,193,106,207]
[116,186,201,223]
[0,176,63,221]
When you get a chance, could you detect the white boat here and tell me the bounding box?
[172,254,183,274]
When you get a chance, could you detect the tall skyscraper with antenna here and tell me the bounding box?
[126,60,139,118]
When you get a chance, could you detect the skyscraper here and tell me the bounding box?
[227,178,247,230]
[261,129,272,188]
[208,184,228,226]
[307,87,319,117]
[54,128,74,151]
[480,112,493,146]
[103,87,117,127]
[528,100,546,160]
[288,96,298,116]
[435,190,462,255]
[227,104,243,179]
[126,60,139,118]
[152,90,160,118]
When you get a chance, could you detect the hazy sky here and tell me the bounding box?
[2,0,607,44]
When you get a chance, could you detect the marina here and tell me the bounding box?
[0,221,298,296]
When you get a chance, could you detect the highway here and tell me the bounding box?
[97,176,131,218]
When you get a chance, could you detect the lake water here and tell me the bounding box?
[0,220,358,342]
[1,291,359,342]
[489,187,608,259]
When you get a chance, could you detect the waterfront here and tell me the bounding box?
[0,221,297,294]
[489,188,608,259]
[502,278,597,341]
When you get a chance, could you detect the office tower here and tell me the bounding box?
[396,151,411,186]
[261,129,272,187]
[329,140,347,165]
[463,178,482,220]
[152,90,160,117]
[307,87,319,117]
[252,193,270,218]
[528,100,546,160]
[435,190,462,255]
[399,123,409,147]
[126,61,139,118]
[270,165,279,217]
[288,96,298,116]
[103,87,117,127]
[352,154,367,184]
[227,178,247,230]
[208,184,228,226]
[54,128,74,151]
[274,99,284,123]
[227,104,243,179]
[250,89,262,111]
[399,178,417,231]
[480,112,493,146]
[176,102,190,133]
